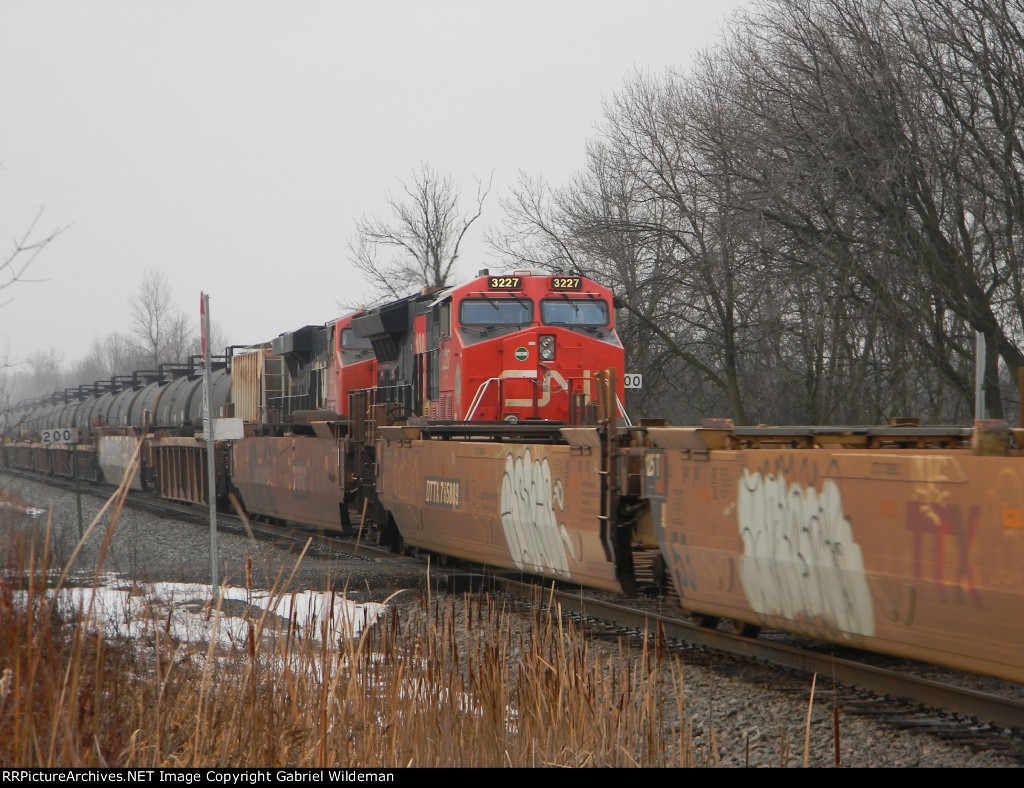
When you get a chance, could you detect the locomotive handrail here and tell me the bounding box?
[467,373,624,424]
[617,396,632,428]
[466,377,501,421]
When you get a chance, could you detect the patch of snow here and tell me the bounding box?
[16,573,386,649]
[0,501,46,517]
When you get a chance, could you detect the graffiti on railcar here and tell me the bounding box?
[905,502,982,605]
[499,447,575,580]
[737,468,875,639]
[903,454,982,606]
[662,531,697,591]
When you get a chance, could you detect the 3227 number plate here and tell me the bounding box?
[488,276,522,289]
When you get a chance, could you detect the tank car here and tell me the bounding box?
[2,357,233,500]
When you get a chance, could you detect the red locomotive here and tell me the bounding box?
[256,310,379,423]
[350,269,626,423]
[218,269,627,535]
[323,311,378,418]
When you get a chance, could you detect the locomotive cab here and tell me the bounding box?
[324,312,378,418]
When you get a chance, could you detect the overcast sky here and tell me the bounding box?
[1,0,748,375]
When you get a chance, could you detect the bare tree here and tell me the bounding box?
[348,163,492,302]
[23,349,65,399]
[129,270,196,368]
[491,0,1024,425]
[69,342,108,387]
[75,332,145,381]
[493,69,776,425]
[0,189,69,441]
[1,207,68,298]
[720,0,1024,419]
[103,332,144,375]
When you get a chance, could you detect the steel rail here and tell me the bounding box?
[0,465,394,561]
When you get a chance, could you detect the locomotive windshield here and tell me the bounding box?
[541,298,608,327]
[460,297,533,326]
[340,328,373,351]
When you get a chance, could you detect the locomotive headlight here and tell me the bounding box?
[539,335,555,361]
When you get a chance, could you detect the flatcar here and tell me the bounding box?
[638,421,1024,683]
[375,416,1024,683]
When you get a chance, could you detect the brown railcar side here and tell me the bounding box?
[375,425,639,594]
[642,425,1024,684]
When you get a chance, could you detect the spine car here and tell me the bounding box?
[5,272,1024,685]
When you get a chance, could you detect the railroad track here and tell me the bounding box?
[0,465,394,562]
[7,466,1024,760]
[489,577,1024,759]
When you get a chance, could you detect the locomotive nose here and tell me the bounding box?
[499,334,541,415]
[498,329,587,420]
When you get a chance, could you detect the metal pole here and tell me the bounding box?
[202,293,219,595]
[73,442,83,539]
[1018,367,1024,427]
[975,331,986,420]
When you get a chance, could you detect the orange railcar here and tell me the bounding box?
[642,423,1024,683]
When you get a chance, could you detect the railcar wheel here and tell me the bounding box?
[732,620,761,638]
[373,507,405,555]
[693,615,720,629]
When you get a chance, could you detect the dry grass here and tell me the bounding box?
[0,483,694,768]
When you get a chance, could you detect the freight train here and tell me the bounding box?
[4,268,1024,685]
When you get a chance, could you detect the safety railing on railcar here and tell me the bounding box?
[347,384,415,445]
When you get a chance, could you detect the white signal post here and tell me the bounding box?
[201,292,220,595]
